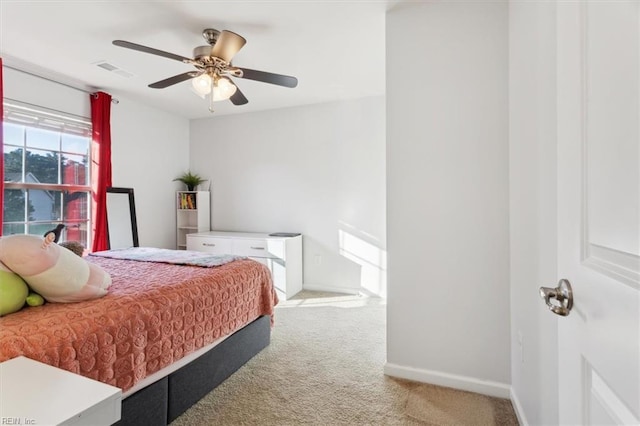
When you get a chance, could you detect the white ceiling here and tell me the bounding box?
[0,1,390,119]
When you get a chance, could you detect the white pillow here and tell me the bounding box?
[0,234,111,303]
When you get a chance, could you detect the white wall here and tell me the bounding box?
[509,2,559,424]
[385,1,511,397]
[110,96,190,249]
[3,67,190,249]
[189,97,386,295]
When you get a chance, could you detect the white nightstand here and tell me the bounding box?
[0,356,122,426]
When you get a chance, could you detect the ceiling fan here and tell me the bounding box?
[113,28,298,112]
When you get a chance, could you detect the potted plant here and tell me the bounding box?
[173,171,206,191]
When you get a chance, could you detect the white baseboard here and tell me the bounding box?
[510,388,529,426]
[302,283,360,295]
[384,362,511,399]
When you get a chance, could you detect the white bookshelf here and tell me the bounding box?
[176,191,210,250]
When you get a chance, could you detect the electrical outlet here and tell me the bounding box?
[314,254,322,265]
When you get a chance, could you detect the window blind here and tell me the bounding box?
[3,99,91,137]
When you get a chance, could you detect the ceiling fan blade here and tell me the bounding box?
[229,82,249,105]
[236,67,298,88]
[210,30,247,63]
[149,72,197,89]
[113,40,192,63]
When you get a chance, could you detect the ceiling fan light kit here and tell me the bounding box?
[113,28,298,113]
[191,74,236,99]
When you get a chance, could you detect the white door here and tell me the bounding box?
[554,1,640,424]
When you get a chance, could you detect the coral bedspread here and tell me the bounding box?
[0,257,277,392]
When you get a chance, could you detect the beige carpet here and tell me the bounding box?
[170,291,519,425]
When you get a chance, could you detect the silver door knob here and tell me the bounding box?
[539,279,573,317]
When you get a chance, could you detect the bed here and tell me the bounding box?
[0,248,278,425]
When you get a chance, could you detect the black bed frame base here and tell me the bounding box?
[114,315,271,425]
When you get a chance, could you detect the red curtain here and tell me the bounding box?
[90,91,112,252]
[0,58,4,236]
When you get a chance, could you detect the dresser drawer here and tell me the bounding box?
[233,238,280,258]
[187,236,232,254]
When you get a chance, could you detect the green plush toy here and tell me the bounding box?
[0,261,47,315]
[25,292,45,307]
[0,263,30,316]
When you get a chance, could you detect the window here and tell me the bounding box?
[3,101,92,247]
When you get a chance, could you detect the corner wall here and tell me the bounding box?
[509,2,559,424]
[385,1,511,396]
[110,97,190,249]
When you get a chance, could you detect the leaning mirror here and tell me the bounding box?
[105,187,139,249]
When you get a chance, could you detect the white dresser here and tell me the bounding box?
[187,231,303,300]
[0,356,121,425]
